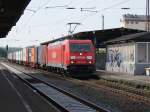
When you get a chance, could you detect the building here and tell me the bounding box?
[105,32,150,75]
[121,14,149,31]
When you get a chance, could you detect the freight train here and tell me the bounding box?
[7,39,96,76]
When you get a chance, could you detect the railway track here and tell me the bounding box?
[5,61,150,105]
[16,63,150,105]
[60,75,150,105]
[74,79,150,105]
[2,63,108,112]
[34,67,150,105]
[24,65,150,105]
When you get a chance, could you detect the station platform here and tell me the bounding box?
[0,64,58,112]
[96,70,150,86]
[0,67,29,112]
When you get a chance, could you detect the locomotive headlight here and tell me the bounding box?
[88,61,92,64]
[70,56,76,59]
[71,61,74,64]
[87,56,92,60]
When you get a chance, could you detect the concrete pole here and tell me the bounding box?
[102,15,104,30]
[146,0,150,31]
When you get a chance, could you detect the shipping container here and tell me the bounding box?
[20,49,23,64]
[26,47,29,65]
[15,51,19,63]
[22,48,26,64]
[18,50,21,64]
[28,47,32,64]
[7,52,13,61]
[28,46,38,67]
[37,45,48,68]
[37,46,42,66]
[12,52,16,62]
[42,45,48,67]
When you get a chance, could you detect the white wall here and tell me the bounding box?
[121,21,146,31]
[106,43,135,74]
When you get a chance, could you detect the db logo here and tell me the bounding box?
[52,52,57,59]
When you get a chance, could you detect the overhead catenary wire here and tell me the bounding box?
[9,0,133,42]
[29,0,97,31]
[75,0,132,29]
[101,0,132,11]
[67,0,131,33]
[14,0,75,36]
[14,0,53,36]
[21,0,133,38]
[32,0,132,29]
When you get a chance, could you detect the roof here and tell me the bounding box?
[123,14,149,21]
[0,0,31,38]
[77,27,144,44]
[41,27,144,47]
[105,32,150,44]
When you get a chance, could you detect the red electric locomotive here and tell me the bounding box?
[47,39,95,75]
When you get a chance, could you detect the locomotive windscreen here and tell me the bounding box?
[70,43,91,52]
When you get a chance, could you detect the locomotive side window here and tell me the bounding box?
[70,44,91,52]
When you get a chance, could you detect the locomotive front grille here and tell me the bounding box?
[68,65,95,72]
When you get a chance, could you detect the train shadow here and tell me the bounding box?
[70,73,100,80]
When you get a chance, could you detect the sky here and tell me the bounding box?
[0,0,146,47]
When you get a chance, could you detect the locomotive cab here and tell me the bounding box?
[66,40,96,73]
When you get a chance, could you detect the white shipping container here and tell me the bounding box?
[20,49,23,62]
[23,48,26,62]
[13,52,16,61]
[10,53,13,60]
[18,51,20,61]
[16,51,19,61]
[8,53,12,60]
